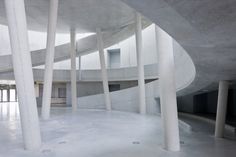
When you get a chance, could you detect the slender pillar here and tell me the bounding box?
[41,0,58,120]
[155,25,180,151]
[70,29,77,111]
[7,88,10,102]
[66,82,71,106]
[5,0,41,150]
[34,83,40,98]
[0,90,2,102]
[15,87,17,102]
[215,81,229,138]
[96,28,111,111]
[78,55,82,80]
[135,13,146,114]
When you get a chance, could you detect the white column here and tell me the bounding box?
[215,81,229,138]
[66,82,71,106]
[135,13,146,114]
[41,0,58,120]
[4,0,41,150]
[155,25,180,151]
[78,55,82,80]
[70,29,77,111]
[34,83,39,98]
[96,28,111,111]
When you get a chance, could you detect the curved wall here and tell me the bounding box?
[35,24,158,70]
[77,39,196,114]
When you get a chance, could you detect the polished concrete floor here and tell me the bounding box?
[0,102,236,157]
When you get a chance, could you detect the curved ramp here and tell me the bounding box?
[77,40,195,114]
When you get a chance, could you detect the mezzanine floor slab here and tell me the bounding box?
[0,102,236,157]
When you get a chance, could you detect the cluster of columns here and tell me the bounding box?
[4,0,181,150]
[3,0,179,151]
[41,0,78,115]
[134,13,180,151]
[4,0,81,150]
[6,0,229,152]
[0,87,17,102]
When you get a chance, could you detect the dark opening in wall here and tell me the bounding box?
[177,89,236,127]
[109,84,120,92]
[58,88,66,98]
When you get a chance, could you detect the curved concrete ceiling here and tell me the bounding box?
[0,0,227,97]
[0,0,135,33]
[121,0,236,94]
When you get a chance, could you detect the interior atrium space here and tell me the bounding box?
[0,0,236,156]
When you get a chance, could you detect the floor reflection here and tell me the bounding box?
[0,102,19,121]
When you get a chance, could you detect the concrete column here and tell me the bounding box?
[1,90,2,102]
[96,28,111,111]
[66,82,72,106]
[34,83,40,98]
[78,55,82,80]
[135,13,146,114]
[70,29,77,111]
[7,88,10,102]
[41,0,58,120]
[4,0,41,150]
[215,81,229,138]
[155,25,180,151]
[15,87,17,102]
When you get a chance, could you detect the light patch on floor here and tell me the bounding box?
[0,102,235,157]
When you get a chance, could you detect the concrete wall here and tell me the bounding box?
[75,38,196,114]
[37,83,67,107]
[66,81,139,106]
[35,80,139,107]
[0,63,158,82]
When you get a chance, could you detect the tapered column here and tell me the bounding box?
[70,29,77,111]
[215,81,229,138]
[34,83,40,98]
[78,55,82,80]
[155,25,180,151]
[15,87,17,102]
[1,90,3,102]
[41,0,58,120]
[96,28,111,111]
[135,13,146,114]
[4,0,41,150]
[7,88,10,102]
